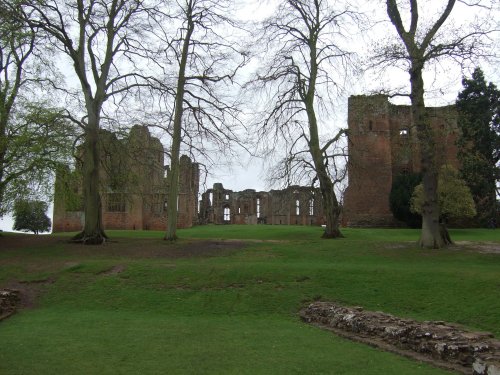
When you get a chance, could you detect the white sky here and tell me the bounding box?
[1,0,499,231]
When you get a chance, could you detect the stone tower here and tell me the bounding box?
[343,95,459,227]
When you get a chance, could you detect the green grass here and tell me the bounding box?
[1,226,499,374]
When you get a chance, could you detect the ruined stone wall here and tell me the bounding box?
[199,184,325,226]
[301,302,500,375]
[343,95,460,227]
[52,126,199,232]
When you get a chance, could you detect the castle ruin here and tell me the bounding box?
[199,183,326,226]
[53,95,462,232]
[52,125,199,232]
[343,95,460,227]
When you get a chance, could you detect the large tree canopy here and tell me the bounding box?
[13,199,51,234]
[0,1,73,216]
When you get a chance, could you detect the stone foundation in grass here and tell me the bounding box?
[0,289,20,321]
[300,302,500,375]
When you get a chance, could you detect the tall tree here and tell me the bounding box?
[0,1,72,215]
[383,0,493,247]
[456,67,500,226]
[152,0,246,241]
[13,199,51,234]
[248,0,357,238]
[20,0,153,244]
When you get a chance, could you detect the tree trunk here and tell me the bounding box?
[410,64,449,248]
[165,123,181,241]
[164,8,194,241]
[319,174,343,238]
[0,117,7,213]
[72,114,107,245]
[305,89,343,238]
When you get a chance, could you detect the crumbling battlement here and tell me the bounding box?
[301,301,500,375]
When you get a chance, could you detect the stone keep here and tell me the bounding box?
[343,95,459,227]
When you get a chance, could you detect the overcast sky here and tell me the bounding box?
[1,0,499,232]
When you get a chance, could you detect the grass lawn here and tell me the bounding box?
[0,226,499,374]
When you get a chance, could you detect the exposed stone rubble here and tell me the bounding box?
[0,289,20,321]
[300,302,500,375]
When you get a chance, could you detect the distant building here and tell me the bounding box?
[52,125,199,232]
[199,183,326,226]
[343,95,459,227]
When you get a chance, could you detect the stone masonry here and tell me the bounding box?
[199,183,326,226]
[52,126,199,232]
[343,95,460,227]
[301,302,500,375]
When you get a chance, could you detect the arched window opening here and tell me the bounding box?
[309,199,314,216]
[209,192,213,205]
[257,198,261,218]
[224,207,230,221]
[295,199,300,215]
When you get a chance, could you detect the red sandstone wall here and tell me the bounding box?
[344,95,460,227]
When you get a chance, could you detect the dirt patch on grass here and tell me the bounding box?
[0,234,247,320]
[0,233,63,250]
[385,240,500,254]
[0,233,247,258]
[66,238,247,259]
[454,241,500,254]
[97,264,126,276]
[1,279,54,311]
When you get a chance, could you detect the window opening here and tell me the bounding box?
[296,200,300,215]
[224,207,230,221]
[257,198,260,218]
[107,193,125,212]
[309,199,314,216]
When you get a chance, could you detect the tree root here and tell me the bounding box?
[71,230,108,245]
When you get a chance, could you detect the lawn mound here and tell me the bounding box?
[300,302,500,375]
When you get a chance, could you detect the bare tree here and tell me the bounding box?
[248,0,358,238]
[381,0,497,248]
[20,0,154,244]
[150,0,247,241]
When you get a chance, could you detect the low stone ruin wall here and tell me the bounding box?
[300,302,500,375]
[0,289,20,321]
